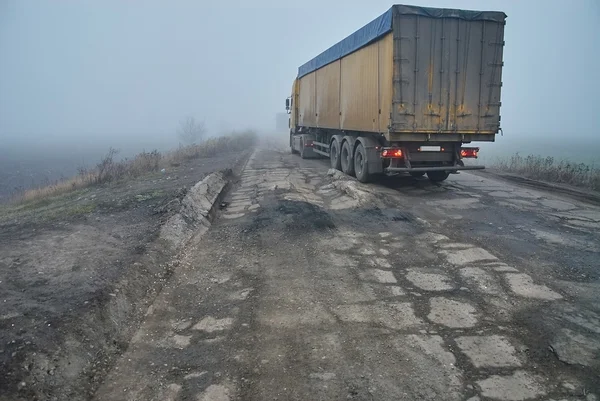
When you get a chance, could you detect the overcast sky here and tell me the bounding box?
[1,0,599,153]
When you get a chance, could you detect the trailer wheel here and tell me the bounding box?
[354,143,370,183]
[340,141,355,176]
[330,138,342,170]
[427,171,449,182]
[410,172,425,178]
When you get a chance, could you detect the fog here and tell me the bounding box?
[1,0,599,188]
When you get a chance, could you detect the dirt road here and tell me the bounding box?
[94,141,600,400]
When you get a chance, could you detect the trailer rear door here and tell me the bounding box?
[391,5,506,135]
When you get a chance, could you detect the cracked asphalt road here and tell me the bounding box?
[94,141,600,400]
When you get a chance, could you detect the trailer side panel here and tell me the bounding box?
[316,60,341,129]
[340,38,381,132]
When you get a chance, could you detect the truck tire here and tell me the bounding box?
[300,138,307,159]
[427,171,449,182]
[330,138,342,170]
[410,171,425,178]
[354,143,370,183]
[290,135,299,154]
[340,140,355,176]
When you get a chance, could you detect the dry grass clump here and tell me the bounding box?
[16,131,257,203]
[494,153,600,191]
[163,130,257,166]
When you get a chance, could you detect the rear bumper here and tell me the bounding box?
[384,165,485,173]
[387,133,496,142]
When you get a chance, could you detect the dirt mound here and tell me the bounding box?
[277,200,336,233]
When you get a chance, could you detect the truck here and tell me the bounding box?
[285,4,506,183]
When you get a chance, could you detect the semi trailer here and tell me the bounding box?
[286,4,506,183]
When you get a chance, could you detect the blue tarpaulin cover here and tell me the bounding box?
[297,8,392,78]
[297,4,506,78]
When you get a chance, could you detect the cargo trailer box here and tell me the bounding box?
[293,4,506,141]
[286,4,506,183]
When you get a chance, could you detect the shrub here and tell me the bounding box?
[163,130,257,165]
[493,153,600,191]
[14,131,257,203]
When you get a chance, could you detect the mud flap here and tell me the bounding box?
[355,136,383,174]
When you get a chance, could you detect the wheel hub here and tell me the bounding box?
[356,153,363,174]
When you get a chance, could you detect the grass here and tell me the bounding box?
[135,190,165,202]
[13,130,257,204]
[62,203,97,217]
[0,188,96,224]
[162,130,257,166]
[493,153,600,191]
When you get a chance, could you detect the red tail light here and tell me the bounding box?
[460,147,479,158]
[381,148,403,158]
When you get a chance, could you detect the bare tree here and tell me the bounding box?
[177,116,205,145]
